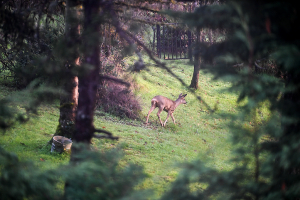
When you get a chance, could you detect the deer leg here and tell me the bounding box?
[157,108,164,126]
[170,113,176,125]
[163,111,171,127]
[146,105,156,124]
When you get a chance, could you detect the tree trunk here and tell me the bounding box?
[190,55,200,89]
[65,3,101,196]
[73,0,101,144]
[190,29,201,89]
[157,24,161,58]
[54,0,80,140]
[57,75,78,139]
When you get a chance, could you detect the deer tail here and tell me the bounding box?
[151,98,158,107]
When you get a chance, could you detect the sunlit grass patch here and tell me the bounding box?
[0,57,273,198]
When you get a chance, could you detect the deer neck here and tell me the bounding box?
[173,99,182,108]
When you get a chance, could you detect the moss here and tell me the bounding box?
[49,121,75,144]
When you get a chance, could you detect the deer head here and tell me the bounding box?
[178,93,187,105]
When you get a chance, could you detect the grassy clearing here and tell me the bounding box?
[0,58,241,198]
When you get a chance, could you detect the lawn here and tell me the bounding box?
[0,58,242,198]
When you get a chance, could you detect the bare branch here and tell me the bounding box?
[254,62,266,69]
[233,62,267,70]
[93,134,119,140]
[233,63,244,68]
[114,2,160,14]
[93,128,119,140]
[94,128,113,136]
[100,75,130,87]
[120,16,187,28]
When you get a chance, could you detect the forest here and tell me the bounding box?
[1,0,300,199]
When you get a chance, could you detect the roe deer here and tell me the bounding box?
[145,93,187,127]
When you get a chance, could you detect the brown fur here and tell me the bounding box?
[145,93,187,127]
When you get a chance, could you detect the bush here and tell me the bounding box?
[0,20,64,89]
[96,80,141,120]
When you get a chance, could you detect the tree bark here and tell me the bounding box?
[73,0,101,144]
[65,3,101,196]
[54,0,80,140]
[57,75,78,139]
[190,29,201,89]
[157,24,161,58]
[187,31,193,62]
[190,55,200,89]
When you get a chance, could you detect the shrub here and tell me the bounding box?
[96,80,141,120]
[0,20,64,89]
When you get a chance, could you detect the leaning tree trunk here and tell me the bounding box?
[54,0,80,140]
[190,29,201,89]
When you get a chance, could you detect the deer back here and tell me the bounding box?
[152,95,175,111]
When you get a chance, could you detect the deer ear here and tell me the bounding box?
[179,93,182,97]
[183,94,187,97]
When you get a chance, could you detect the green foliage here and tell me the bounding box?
[2,0,300,199]
[95,58,239,197]
[0,144,147,200]
[162,0,300,199]
[0,2,66,130]
[0,146,61,200]
[64,144,147,200]
[0,1,65,88]
[0,80,61,130]
[0,3,34,47]
[1,20,64,88]
[1,58,239,198]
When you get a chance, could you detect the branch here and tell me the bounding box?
[233,63,244,68]
[119,16,187,28]
[100,75,130,87]
[93,128,119,140]
[114,2,161,14]
[93,134,119,140]
[254,62,267,69]
[233,62,267,70]
[122,16,185,28]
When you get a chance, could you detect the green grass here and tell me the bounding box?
[0,58,243,198]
